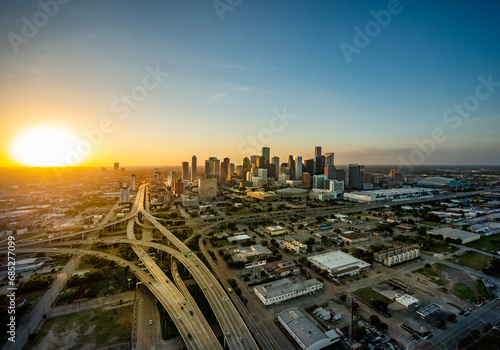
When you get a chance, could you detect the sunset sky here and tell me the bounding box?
[1,0,499,167]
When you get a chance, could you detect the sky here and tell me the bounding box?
[0,0,499,168]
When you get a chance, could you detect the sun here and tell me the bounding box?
[11,126,82,167]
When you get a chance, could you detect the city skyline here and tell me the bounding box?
[1,1,499,168]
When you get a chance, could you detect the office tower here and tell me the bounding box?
[205,160,210,176]
[313,174,328,190]
[229,163,235,181]
[120,188,130,203]
[236,165,245,178]
[390,169,405,182]
[335,169,346,183]
[121,168,125,172]
[199,178,217,198]
[220,157,230,183]
[324,165,336,179]
[348,164,365,190]
[266,163,276,178]
[288,155,295,170]
[315,155,325,175]
[191,155,197,181]
[207,157,220,178]
[304,159,314,175]
[262,147,270,164]
[272,157,279,177]
[258,168,268,179]
[315,146,322,158]
[182,161,189,180]
[325,152,334,166]
[130,174,136,192]
[295,156,302,180]
[242,157,251,171]
[114,162,119,172]
[173,179,184,196]
[250,155,258,166]
[168,171,177,185]
[256,156,266,168]
[302,172,311,188]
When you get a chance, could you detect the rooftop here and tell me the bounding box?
[427,227,479,241]
[254,278,322,299]
[308,251,371,272]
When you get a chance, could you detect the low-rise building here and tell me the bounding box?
[254,278,323,306]
[278,308,340,350]
[338,232,369,244]
[308,251,371,278]
[284,239,308,253]
[374,247,421,267]
[227,234,251,244]
[395,294,419,308]
[265,225,288,236]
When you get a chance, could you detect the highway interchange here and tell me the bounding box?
[9,185,500,349]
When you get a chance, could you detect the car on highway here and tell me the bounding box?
[149,320,152,325]
[187,333,192,339]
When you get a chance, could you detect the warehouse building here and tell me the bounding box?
[278,308,340,350]
[254,278,323,306]
[308,251,370,278]
[427,227,480,244]
[343,187,442,203]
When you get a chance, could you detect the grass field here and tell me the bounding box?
[452,283,477,302]
[353,287,393,306]
[447,251,491,271]
[474,279,491,298]
[465,233,500,251]
[415,266,439,277]
[420,221,441,227]
[31,305,132,348]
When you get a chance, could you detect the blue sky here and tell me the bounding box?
[0,0,499,166]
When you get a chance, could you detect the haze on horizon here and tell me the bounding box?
[0,0,499,167]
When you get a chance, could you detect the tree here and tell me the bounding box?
[304,238,316,245]
[372,300,388,313]
[471,328,481,339]
[379,322,388,330]
[352,326,366,341]
[447,313,456,322]
[370,315,381,326]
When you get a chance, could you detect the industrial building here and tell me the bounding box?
[254,278,323,306]
[227,234,251,244]
[278,308,340,350]
[265,225,288,236]
[427,227,480,244]
[343,187,442,203]
[308,251,371,278]
[416,177,464,189]
[374,247,421,267]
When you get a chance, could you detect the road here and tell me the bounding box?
[1,255,79,350]
[429,298,500,348]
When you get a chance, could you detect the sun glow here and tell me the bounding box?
[11,126,82,167]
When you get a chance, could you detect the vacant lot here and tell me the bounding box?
[447,251,490,271]
[465,233,500,251]
[31,305,132,350]
[452,283,476,302]
[353,287,393,306]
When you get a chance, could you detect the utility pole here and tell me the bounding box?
[349,294,354,342]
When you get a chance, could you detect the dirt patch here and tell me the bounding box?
[441,268,477,291]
